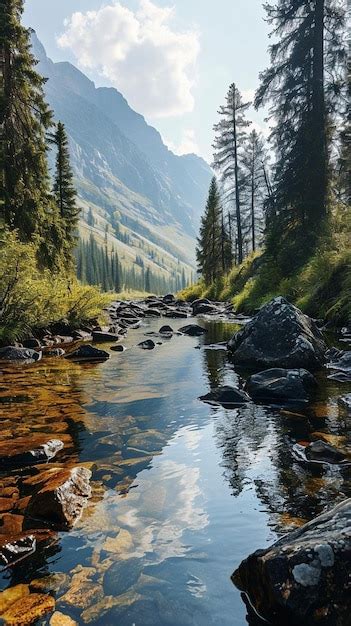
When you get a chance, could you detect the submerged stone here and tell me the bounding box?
[1,592,55,625]
[103,558,143,596]
[0,439,64,469]
[199,386,250,406]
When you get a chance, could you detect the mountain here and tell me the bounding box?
[31,33,212,285]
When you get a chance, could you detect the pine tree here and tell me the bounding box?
[196,177,223,284]
[0,1,59,265]
[144,267,151,293]
[213,84,251,264]
[241,130,269,252]
[51,121,79,265]
[256,0,347,269]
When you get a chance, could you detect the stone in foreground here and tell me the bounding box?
[0,535,36,571]
[0,439,64,470]
[65,344,109,362]
[228,297,327,370]
[232,498,351,625]
[138,340,155,350]
[245,368,317,404]
[199,386,250,406]
[26,467,91,529]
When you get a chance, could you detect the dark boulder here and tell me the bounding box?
[22,338,41,349]
[179,324,208,336]
[193,302,219,315]
[0,346,42,363]
[228,297,327,371]
[163,294,176,304]
[26,467,92,529]
[92,331,121,343]
[232,498,351,625]
[138,340,155,350]
[245,368,317,405]
[159,325,174,335]
[199,386,250,406]
[0,439,64,470]
[110,345,126,352]
[65,344,109,362]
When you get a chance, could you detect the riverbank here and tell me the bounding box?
[0,295,350,624]
[179,236,351,326]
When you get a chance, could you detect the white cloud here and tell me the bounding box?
[57,0,200,118]
[165,128,200,155]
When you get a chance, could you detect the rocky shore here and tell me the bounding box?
[0,294,350,625]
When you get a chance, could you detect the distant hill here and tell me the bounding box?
[32,33,212,288]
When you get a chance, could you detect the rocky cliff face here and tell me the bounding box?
[32,33,212,275]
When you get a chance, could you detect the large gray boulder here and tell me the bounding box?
[228,297,327,371]
[232,499,351,625]
[245,368,317,404]
[0,346,42,363]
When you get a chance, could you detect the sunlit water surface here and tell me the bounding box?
[0,317,350,625]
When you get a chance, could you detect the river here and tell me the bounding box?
[0,316,350,625]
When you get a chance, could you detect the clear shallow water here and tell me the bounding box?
[0,317,350,625]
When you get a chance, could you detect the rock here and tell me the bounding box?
[0,584,30,614]
[144,308,161,317]
[327,351,351,373]
[232,498,351,625]
[245,368,317,405]
[305,440,346,464]
[327,371,351,382]
[22,338,41,349]
[159,325,173,335]
[164,310,188,319]
[0,534,36,571]
[102,528,133,555]
[0,346,42,363]
[228,297,327,371]
[103,558,142,596]
[43,348,65,357]
[179,324,208,336]
[72,329,92,341]
[29,573,70,595]
[59,581,103,610]
[26,467,92,529]
[65,344,109,362]
[138,340,155,350]
[110,345,126,352]
[50,611,77,626]
[92,331,121,343]
[1,593,55,625]
[338,394,351,413]
[0,439,64,469]
[199,386,250,406]
[192,302,218,315]
[163,294,176,304]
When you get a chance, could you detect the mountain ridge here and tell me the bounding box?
[31,32,212,283]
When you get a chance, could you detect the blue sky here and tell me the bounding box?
[23,0,270,161]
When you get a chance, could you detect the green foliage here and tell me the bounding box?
[196,177,225,284]
[0,231,110,344]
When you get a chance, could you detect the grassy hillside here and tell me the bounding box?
[179,206,351,325]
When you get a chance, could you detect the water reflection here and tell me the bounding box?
[0,317,350,626]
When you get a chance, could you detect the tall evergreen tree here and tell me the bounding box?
[256,0,347,268]
[196,177,223,284]
[241,130,269,252]
[0,1,58,264]
[51,121,79,265]
[213,84,251,264]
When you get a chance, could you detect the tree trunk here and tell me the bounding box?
[311,0,327,223]
[232,87,243,264]
[251,139,256,252]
